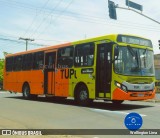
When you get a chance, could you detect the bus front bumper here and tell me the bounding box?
[112,88,156,101]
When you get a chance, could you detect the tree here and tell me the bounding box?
[0,51,10,84]
[3,51,11,56]
[0,59,4,83]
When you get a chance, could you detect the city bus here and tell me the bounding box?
[3,34,155,105]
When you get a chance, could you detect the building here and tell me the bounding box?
[154,54,160,92]
[154,54,160,80]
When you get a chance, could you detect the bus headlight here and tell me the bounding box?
[115,81,121,87]
[115,81,128,92]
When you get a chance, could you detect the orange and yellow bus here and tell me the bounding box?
[3,34,155,105]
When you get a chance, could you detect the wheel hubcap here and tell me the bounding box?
[24,87,29,97]
[80,90,87,100]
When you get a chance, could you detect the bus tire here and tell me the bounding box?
[75,84,90,106]
[22,83,30,99]
[112,100,124,105]
[22,83,37,99]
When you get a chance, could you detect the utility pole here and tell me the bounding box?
[19,37,34,51]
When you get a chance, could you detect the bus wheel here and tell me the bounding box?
[75,84,90,106]
[23,84,31,99]
[22,84,37,99]
[112,100,124,105]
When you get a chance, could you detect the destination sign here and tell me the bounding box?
[117,35,153,47]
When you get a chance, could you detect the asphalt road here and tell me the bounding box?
[0,91,160,138]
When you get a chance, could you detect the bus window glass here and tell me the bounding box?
[22,54,32,70]
[57,46,74,68]
[14,56,22,71]
[33,52,44,70]
[114,46,154,76]
[75,43,94,67]
[6,57,14,72]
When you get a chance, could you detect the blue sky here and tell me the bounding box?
[0,0,160,58]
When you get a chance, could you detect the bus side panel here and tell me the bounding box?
[17,71,34,93]
[70,68,96,99]
[4,72,17,92]
[29,70,44,95]
[16,71,24,92]
[55,69,69,97]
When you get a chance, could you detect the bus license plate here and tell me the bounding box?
[138,94,144,97]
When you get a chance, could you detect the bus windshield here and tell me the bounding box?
[114,46,154,76]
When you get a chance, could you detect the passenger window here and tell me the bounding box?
[57,46,74,68]
[33,52,44,70]
[14,56,22,71]
[22,54,32,70]
[6,57,14,72]
[74,43,94,67]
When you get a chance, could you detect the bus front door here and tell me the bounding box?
[96,43,112,98]
[44,51,56,95]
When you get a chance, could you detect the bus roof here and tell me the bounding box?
[5,34,151,57]
[5,42,72,57]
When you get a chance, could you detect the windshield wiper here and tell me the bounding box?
[127,45,136,57]
[135,50,140,69]
[143,48,148,55]
[142,48,148,69]
[127,45,141,72]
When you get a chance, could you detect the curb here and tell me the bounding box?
[143,99,160,103]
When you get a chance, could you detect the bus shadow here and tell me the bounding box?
[5,95,154,111]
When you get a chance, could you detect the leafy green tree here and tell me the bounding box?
[0,59,4,83]
[0,51,10,83]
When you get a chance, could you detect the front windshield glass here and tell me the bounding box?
[114,46,154,76]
